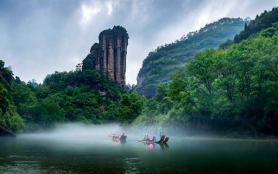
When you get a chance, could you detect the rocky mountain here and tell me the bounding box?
[136,18,247,98]
[82,26,128,85]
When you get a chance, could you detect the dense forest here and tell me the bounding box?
[137,18,247,98]
[135,7,278,135]
[0,65,145,132]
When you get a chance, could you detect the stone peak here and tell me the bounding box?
[99,25,129,40]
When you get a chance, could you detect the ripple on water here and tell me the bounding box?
[0,154,73,174]
[124,157,142,174]
[0,161,76,174]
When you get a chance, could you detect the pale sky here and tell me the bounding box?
[0,0,277,84]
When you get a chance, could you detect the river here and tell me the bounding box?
[0,123,277,174]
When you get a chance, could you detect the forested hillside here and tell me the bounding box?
[0,62,145,132]
[135,8,278,135]
[137,18,247,98]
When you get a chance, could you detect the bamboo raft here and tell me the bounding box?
[138,136,169,144]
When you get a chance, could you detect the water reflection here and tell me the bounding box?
[145,142,155,151]
[139,142,170,151]
[159,143,169,151]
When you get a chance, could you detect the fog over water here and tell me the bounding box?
[1,123,278,174]
[17,123,167,148]
[20,123,125,145]
[17,123,278,146]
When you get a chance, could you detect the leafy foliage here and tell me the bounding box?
[0,60,24,131]
[136,24,278,135]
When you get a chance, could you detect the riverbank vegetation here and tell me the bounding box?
[135,8,278,135]
[0,65,145,131]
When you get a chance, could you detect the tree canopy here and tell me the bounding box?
[0,64,146,131]
[135,22,278,135]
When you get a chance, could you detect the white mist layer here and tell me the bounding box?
[17,123,172,149]
[19,123,128,146]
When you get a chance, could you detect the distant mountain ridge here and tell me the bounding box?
[136,18,247,98]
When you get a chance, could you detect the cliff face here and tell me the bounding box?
[136,18,247,98]
[83,26,128,85]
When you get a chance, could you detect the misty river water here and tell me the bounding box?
[0,123,278,174]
